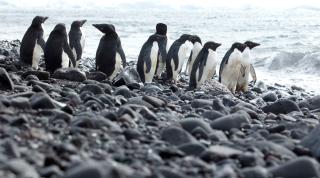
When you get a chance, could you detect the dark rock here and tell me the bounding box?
[25,74,39,81]
[241,167,270,178]
[179,118,212,134]
[114,85,134,98]
[191,99,212,108]
[10,97,31,110]
[2,140,20,158]
[5,159,39,178]
[0,67,14,90]
[262,92,278,102]
[262,99,300,115]
[209,130,228,141]
[267,124,286,133]
[32,84,46,93]
[212,98,229,114]
[123,129,141,140]
[141,84,163,93]
[30,92,56,109]
[210,111,251,131]
[126,97,154,108]
[253,141,297,159]
[158,167,186,178]
[28,80,54,91]
[97,83,112,95]
[143,95,166,107]
[52,68,86,82]
[270,157,320,178]
[112,66,142,86]
[87,71,107,81]
[291,85,305,91]
[299,95,320,110]
[202,110,224,121]
[22,70,50,80]
[201,145,243,162]
[65,162,105,178]
[161,126,197,146]
[80,84,104,95]
[301,125,320,158]
[178,142,206,156]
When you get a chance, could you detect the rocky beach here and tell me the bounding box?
[1,39,320,178]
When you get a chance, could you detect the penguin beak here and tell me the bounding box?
[92,24,100,30]
[216,43,222,48]
[43,17,49,22]
[253,42,260,48]
[81,20,87,26]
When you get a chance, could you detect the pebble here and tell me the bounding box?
[52,68,87,82]
[161,126,197,146]
[262,99,300,114]
[0,67,14,90]
[210,111,251,131]
[30,92,56,109]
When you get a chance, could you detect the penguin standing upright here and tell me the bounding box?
[69,20,87,67]
[219,42,247,94]
[186,35,202,76]
[93,24,126,80]
[166,34,193,83]
[44,23,76,73]
[20,16,48,69]
[154,23,168,78]
[137,34,167,83]
[236,41,260,92]
[189,41,221,89]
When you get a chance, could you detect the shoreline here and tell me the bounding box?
[1,40,320,178]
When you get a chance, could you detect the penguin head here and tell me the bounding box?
[190,35,202,45]
[93,24,116,34]
[148,34,166,42]
[53,23,67,34]
[231,42,247,52]
[156,23,167,36]
[244,41,260,49]
[71,20,87,29]
[31,16,48,27]
[204,41,221,51]
[179,34,193,42]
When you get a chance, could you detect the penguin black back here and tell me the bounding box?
[218,42,247,82]
[20,16,48,65]
[244,41,260,49]
[44,23,76,73]
[69,20,86,61]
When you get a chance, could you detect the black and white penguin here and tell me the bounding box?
[44,23,76,73]
[189,41,221,89]
[20,16,48,69]
[137,34,167,83]
[166,34,193,83]
[93,24,126,80]
[236,41,260,92]
[186,35,202,76]
[69,20,87,67]
[219,42,247,94]
[154,23,168,78]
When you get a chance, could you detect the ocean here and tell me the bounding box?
[1,7,320,93]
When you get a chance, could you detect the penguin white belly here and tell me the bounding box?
[109,52,123,80]
[206,50,218,80]
[144,42,159,83]
[237,48,251,91]
[187,42,202,76]
[221,50,242,93]
[80,28,85,49]
[172,44,189,81]
[155,52,165,76]
[71,48,79,67]
[61,50,70,68]
[32,40,43,70]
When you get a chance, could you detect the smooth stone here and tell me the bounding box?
[209,130,228,141]
[253,141,297,159]
[25,74,39,81]
[202,110,224,121]
[178,142,206,156]
[87,71,107,81]
[270,157,320,178]
[0,67,14,90]
[65,162,104,178]
[191,99,212,108]
[80,84,104,95]
[114,85,134,98]
[161,126,197,146]
[299,95,320,110]
[5,159,39,178]
[142,95,166,107]
[141,84,163,93]
[10,97,31,110]
[210,111,251,131]
[201,145,243,162]
[241,167,270,178]
[179,118,212,134]
[158,167,186,178]
[30,92,56,109]
[123,129,141,140]
[212,98,229,114]
[22,70,50,80]
[126,97,154,109]
[262,99,300,115]
[301,125,320,158]
[112,66,142,86]
[52,68,86,82]
[262,92,278,102]
[28,80,54,91]
[267,124,286,133]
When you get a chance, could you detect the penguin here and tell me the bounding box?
[219,42,247,94]
[165,34,193,83]
[20,16,48,69]
[189,41,221,89]
[154,23,168,78]
[137,34,167,83]
[186,35,202,76]
[44,23,76,73]
[236,41,260,92]
[93,24,126,80]
[69,20,87,67]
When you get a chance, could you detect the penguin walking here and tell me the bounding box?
[236,41,260,92]
[189,41,221,89]
[186,35,202,76]
[69,20,87,67]
[93,24,126,80]
[166,34,193,83]
[137,34,167,83]
[20,16,48,69]
[154,23,168,78]
[219,42,247,94]
[44,23,76,73]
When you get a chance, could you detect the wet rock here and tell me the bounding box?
[158,167,186,178]
[241,167,270,178]
[201,145,243,162]
[262,99,300,114]
[178,142,206,156]
[22,70,50,80]
[141,84,163,93]
[202,110,224,121]
[262,92,278,102]
[0,67,14,90]
[64,162,105,178]
[25,74,39,81]
[301,125,320,158]
[299,95,320,110]
[112,66,142,86]
[253,141,297,159]
[210,111,251,131]
[87,71,107,81]
[143,95,166,107]
[30,92,56,109]
[270,157,320,178]
[5,159,39,178]
[80,84,104,95]
[28,80,54,91]
[179,118,212,134]
[191,99,212,108]
[161,126,197,146]
[114,85,134,98]
[212,98,229,114]
[52,68,86,82]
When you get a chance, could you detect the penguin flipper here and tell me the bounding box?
[73,40,83,60]
[37,32,46,50]
[63,41,76,68]
[197,51,209,81]
[117,37,126,68]
[250,64,257,84]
